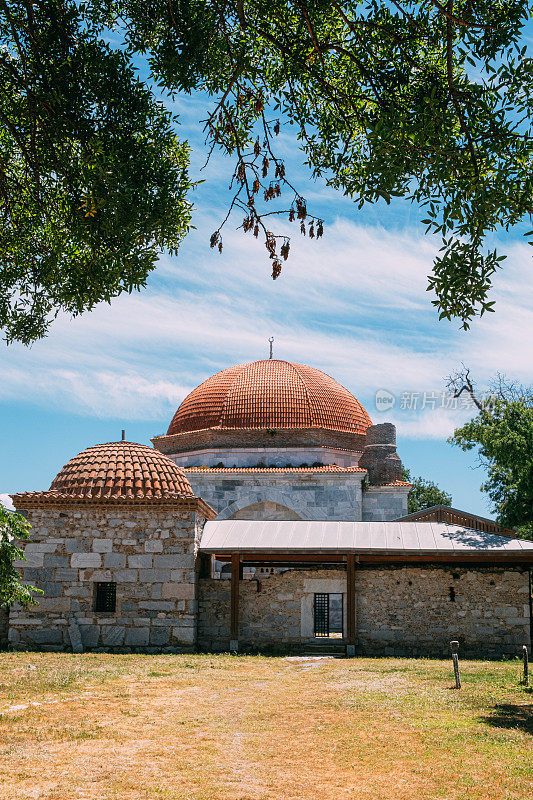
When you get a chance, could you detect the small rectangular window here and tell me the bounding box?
[94,582,116,612]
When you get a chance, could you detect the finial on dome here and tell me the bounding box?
[268,337,274,359]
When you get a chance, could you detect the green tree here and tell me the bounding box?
[0,506,42,608]
[0,1,192,344]
[448,370,533,537]
[3,1,533,343]
[103,0,533,326]
[401,467,452,513]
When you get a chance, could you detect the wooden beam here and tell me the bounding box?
[346,553,356,649]
[230,553,240,649]
[211,552,533,565]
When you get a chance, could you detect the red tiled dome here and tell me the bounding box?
[167,360,372,436]
[49,441,194,500]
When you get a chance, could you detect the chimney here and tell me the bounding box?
[121,429,126,441]
[359,423,402,485]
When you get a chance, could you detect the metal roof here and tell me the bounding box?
[199,520,533,556]
[396,505,515,535]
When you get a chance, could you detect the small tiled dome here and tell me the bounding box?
[49,441,194,500]
[167,359,372,436]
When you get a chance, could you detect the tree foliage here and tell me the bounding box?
[401,466,452,513]
[0,505,42,608]
[448,370,533,533]
[98,0,533,326]
[0,0,192,343]
[2,1,533,343]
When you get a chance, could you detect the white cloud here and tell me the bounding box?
[1,216,531,437]
[0,493,14,511]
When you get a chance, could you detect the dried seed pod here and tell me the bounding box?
[274,120,280,135]
[210,231,220,248]
[289,208,295,222]
[265,232,276,256]
[218,241,223,253]
[272,259,282,279]
[252,178,260,194]
[296,197,307,220]
[254,138,261,156]
[300,221,306,235]
[309,222,314,239]
[254,224,259,237]
[317,220,324,238]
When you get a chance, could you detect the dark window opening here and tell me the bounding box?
[94,582,116,612]
[449,586,456,602]
[314,593,343,638]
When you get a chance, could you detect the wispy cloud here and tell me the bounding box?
[1,215,531,437]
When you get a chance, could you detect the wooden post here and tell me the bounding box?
[450,640,461,689]
[230,553,240,652]
[346,553,356,657]
[522,645,529,687]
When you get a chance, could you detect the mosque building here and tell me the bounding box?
[8,357,533,657]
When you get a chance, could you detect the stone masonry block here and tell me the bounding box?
[150,628,170,646]
[71,553,101,568]
[104,553,127,569]
[92,539,113,552]
[161,583,196,600]
[114,569,139,582]
[125,628,149,647]
[153,554,195,569]
[101,626,126,647]
[172,627,195,644]
[139,569,171,583]
[25,628,64,645]
[18,552,44,567]
[43,555,70,567]
[145,540,164,552]
[128,554,153,569]
[79,625,100,648]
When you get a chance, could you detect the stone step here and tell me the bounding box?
[298,642,347,656]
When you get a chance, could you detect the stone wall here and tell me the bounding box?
[355,565,530,657]
[9,505,205,653]
[362,486,409,520]
[169,445,361,469]
[187,473,364,520]
[153,427,366,455]
[359,423,402,485]
[198,564,531,657]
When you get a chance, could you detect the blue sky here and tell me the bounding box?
[1,49,532,517]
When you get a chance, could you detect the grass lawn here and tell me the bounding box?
[0,653,531,799]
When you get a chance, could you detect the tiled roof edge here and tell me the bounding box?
[183,465,366,474]
[11,493,216,519]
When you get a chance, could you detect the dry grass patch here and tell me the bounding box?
[0,653,531,800]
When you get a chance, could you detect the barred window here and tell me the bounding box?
[94,582,116,613]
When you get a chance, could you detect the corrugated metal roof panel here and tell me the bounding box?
[199,520,533,555]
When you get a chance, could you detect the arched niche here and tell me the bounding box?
[229,500,302,521]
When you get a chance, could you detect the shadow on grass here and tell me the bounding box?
[481,704,533,735]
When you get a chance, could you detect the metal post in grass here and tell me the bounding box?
[522,645,529,687]
[450,640,461,689]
